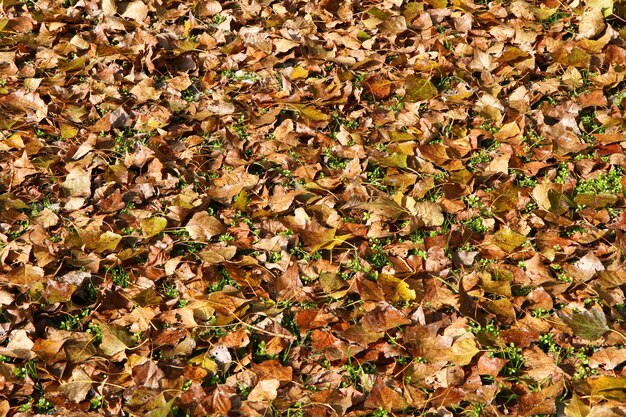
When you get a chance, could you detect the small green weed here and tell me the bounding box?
[367,239,389,269]
[213,14,227,25]
[322,147,348,170]
[59,309,89,331]
[541,9,568,27]
[575,167,623,196]
[366,164,389,191]
[342,360,376,391]
[489,343,524,377]
[554,163,569,184]
[463,217,488,233]
[107,266,130,288]
[467,149,492,172]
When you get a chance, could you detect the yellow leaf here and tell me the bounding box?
[292,104,330,121]
[233,190,249,211]
[320,233,352,251]
[573,193,618,208]
[405,75,438,101]
[389,131,416,142]
[588,376,626,401]
[95,231,122,252]
[531,6,559,20]
[290,66,309,80]
[189,354,219,373]
[60,124,78,139]
[379,274,416,302]
[425,0,447,8]
[140,217,168,238]
[377,153,408,168]
[447,335,479,366]
[493,228,526,252]
[564,393,589,417]
[486,298,516,319]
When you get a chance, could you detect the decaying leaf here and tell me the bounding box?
[2,0,625,414]
[559,308,609,340]
[405,75,438,101]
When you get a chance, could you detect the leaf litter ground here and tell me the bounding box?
[2,0,626,416]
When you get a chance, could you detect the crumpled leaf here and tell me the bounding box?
[578,8,606,39]
[361,302,411,332]
[207,169,258,203]
[122,1,149,22]
[356,197,408,220]
[62,168,91,197]
[1,91,48,122]
[559,308,609,340]
[406,199,444,226]
[364,377,409,412]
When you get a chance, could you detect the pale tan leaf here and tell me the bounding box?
[185,212,226,242]
[564,393,589,417]
[60,367,92,403]
[578,8,605,39]
[122,1,148,21]
[62,168,91,197]
[247,379,280,402]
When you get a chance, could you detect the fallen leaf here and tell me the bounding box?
[122,1,149,22]
[446,334,480,366]
[585,0,614,16]
[564,393,590,417]
[559,308,609,341]
[378,274,416,302]
[364,377,408,412]
[185,211,226,242]
[588,376,626,402]
[247,379,280,402]
[140,217,168,238]
[588,347,626,370]
[405,75,438,101]
[493,228,526,252]
[60,366,92,403]
[62,167,91,197]
[291,104,330,121]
